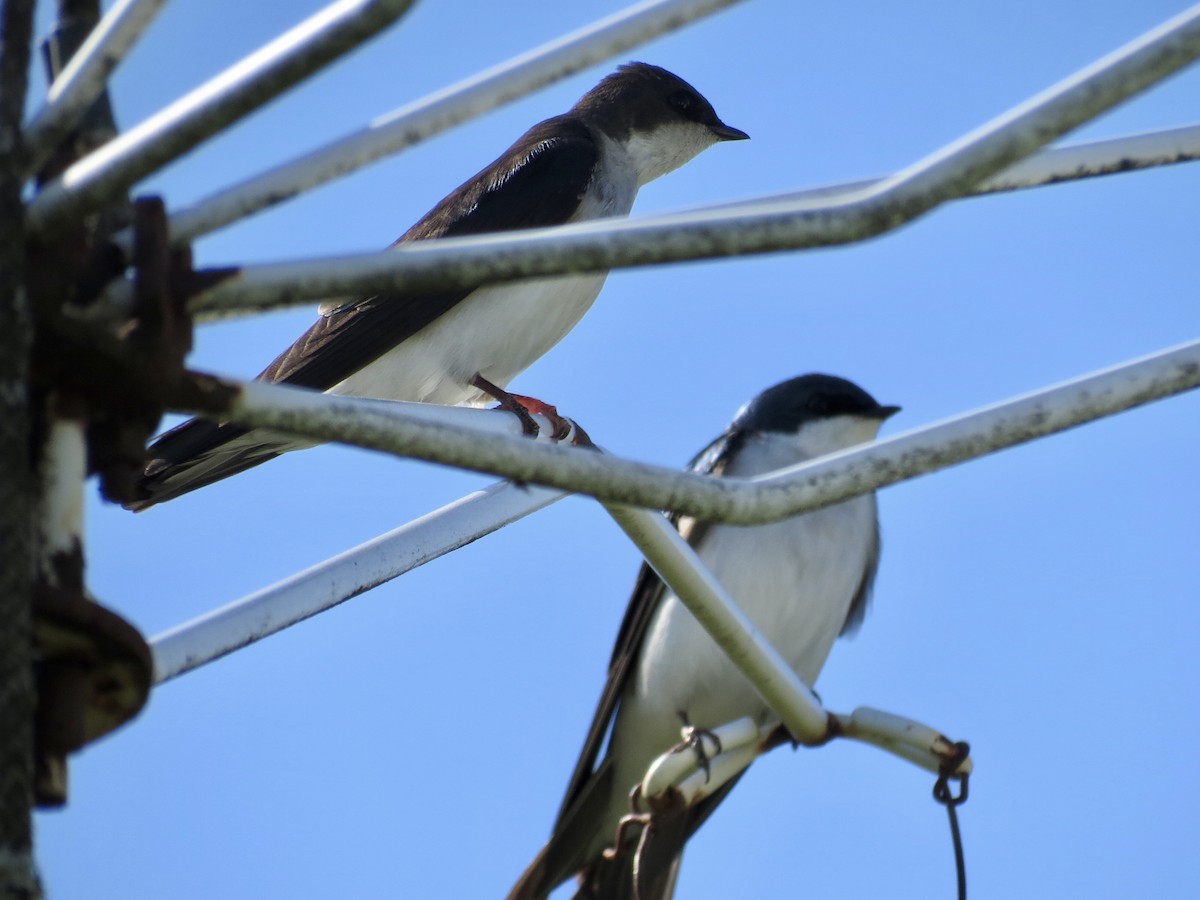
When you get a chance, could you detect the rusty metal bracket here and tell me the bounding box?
[28,196,196,501]
[33,584,152,807]
[89,196,196,502]
[25,194,194,804]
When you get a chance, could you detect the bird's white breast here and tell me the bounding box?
[636,492,877,723]
[326,272,611,404]
[623,121,721,186]
[327,137,640,406]
[598,425,881,846]
[621,492,877,759]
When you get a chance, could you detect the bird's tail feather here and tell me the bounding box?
[522,768,745,900]
[125,417,308,510]
[571,806,686,900]
[509,760,690,900]
[509,761,618,900]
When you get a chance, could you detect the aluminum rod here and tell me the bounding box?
[186,337,1200,525]
[641,718,759,802]
[175,122,1200,323]
[141,0,746,251]
[603,503,830,741]
[147,439,962,781]
[902,120,1200,195]
[146,337,1198,698]
[189,5,1200,316]
[832,707,973,777]
[149,402,577,682]
[23,0,169,174]
[702,122,1200,213]
[26,0,416,236]
[150,478,565,683]
[639,708,972,800]
[88,122,1200,321]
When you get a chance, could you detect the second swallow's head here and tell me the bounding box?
[734,373,901,456]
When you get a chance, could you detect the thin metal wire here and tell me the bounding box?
[187,6,1200,316]
[933,761,971,900]
[25,0,417,236]
[23,0,169,174]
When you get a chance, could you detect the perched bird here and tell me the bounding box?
[128,62,748,510]
[510,374,900,900]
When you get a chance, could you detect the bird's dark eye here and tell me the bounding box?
[668,90,697,117]
[807,394,830,415]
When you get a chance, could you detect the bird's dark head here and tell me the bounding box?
[573,62,748,185]
[733,373,901,452]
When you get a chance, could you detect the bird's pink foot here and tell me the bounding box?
[470,373,580,440]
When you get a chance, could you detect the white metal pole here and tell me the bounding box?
[698,122,1200,213]
[832,707,973,776]
[149,479,563,683]
[146,338,1197,726]
[164,123,1200,323]
[148,401,575,682]
[26,0,417,235]
[603,503,831,742]
[189,338,1200,525]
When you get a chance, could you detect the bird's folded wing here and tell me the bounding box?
[258,116,601,391]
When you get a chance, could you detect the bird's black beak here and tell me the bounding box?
[872,405,902,420]
[709,122,750,141]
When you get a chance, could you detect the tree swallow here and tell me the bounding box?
[126,62,748,510]
[510,374,900,900]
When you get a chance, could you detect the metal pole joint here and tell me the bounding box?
[24,7,195,808]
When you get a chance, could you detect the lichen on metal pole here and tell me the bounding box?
[0,0,43,892]
[189,337,1200,525]
[913,122,1200,195]
[26,0,417,237]
[188,5,1200,316]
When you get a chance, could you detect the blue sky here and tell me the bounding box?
[33,1,1199,897]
